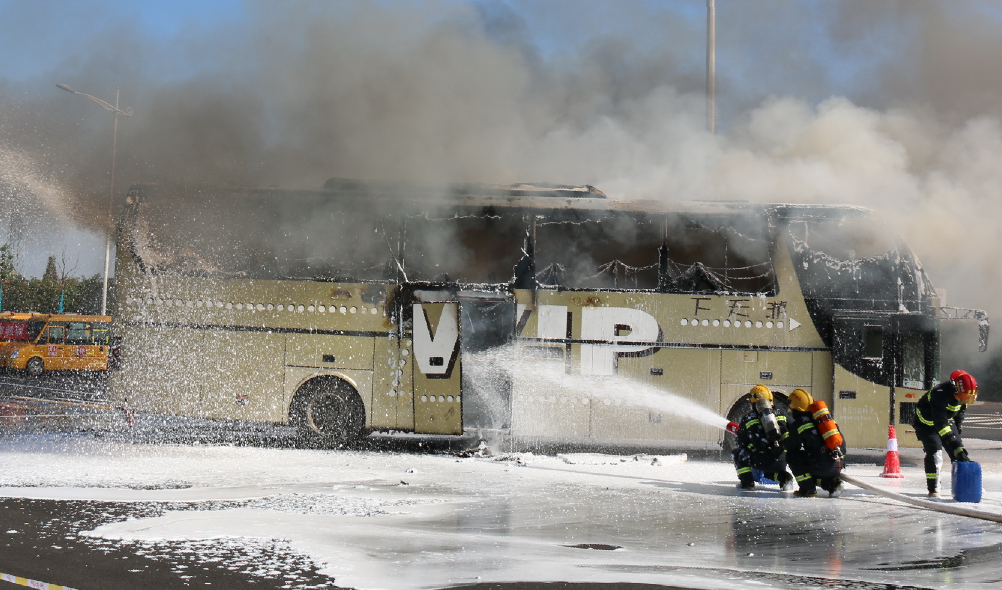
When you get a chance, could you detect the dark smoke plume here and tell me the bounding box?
[2,0,1002,381]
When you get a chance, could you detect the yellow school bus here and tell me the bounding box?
[109,181,987,449]
[0,314,113,375]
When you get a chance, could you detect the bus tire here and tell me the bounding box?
[25,357,44,377]
[290,377,366,448]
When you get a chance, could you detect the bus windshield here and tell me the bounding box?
[27,321,46,342]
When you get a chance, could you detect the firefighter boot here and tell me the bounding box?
[825,477,844,498]
[777,471,796,492]
[793,473,817,497]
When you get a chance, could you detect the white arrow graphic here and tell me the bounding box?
[788,318,801,331]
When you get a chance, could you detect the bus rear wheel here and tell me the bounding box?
[291,378,366,448]
[25,357,44,377]
[722,392,791,454]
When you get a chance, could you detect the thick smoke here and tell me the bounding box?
[2,1,1001,377]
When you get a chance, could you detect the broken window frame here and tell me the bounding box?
[123,186,781,296]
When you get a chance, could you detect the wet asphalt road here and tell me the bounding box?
[0,499,705,590]
[1,377,1001,589]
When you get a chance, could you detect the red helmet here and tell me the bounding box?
[951,370,978,404]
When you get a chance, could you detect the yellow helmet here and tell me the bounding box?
[748,384,773,403]
[789,389,814,412]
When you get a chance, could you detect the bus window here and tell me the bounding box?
[66,322,89,345]
[663,215,775,294]
[535,212,661,290]
[27,321,46,342]
[862,325,883,359]
[92,323,111,345]
[47,325,65,344]
[901,335,926,389]
[405,212,526,284]
[131,189,395,282]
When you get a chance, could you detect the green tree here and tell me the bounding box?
[0,244,22,312]
[0,244,15,282]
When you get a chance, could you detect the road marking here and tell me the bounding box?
[0,571,78,590]
[962,415,1002,429]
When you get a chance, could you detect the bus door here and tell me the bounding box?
[42,323,67,369]
[892,313,938,434]
[831,313,895,448]
[411,297,463,434]
[459,294,516,431]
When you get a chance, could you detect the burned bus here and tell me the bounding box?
[109,181,987,449]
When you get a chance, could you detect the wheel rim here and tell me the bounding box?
[27,358,43,376]
[306,391,361,440]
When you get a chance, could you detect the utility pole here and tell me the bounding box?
[706,0,716,135]
[56,84,132,316]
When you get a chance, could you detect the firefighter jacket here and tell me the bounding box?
[784,409,841,477]
[912,380,966,436]
[735,409,789,463]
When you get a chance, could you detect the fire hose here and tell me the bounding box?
[839,473,1002,524]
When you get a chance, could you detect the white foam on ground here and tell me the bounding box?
[3,433,1002,589]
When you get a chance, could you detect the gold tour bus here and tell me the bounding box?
[0,313,113,375]
[108,180,988,449]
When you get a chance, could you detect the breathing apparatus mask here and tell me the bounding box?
[749,385,782,449]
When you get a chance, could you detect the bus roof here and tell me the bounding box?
[0,312,40,321]
[126,181,877,221]
[20,314,113,323]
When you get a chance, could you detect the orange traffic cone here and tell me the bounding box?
[880,425,905,478]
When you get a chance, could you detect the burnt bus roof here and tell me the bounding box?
[125,181,877,220]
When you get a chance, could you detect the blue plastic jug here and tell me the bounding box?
[752,469,778,485]
[952,461,982,503]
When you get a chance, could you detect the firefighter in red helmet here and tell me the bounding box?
[910,370,977,496]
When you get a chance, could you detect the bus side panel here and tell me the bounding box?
[371,336,400,429]
[719,350,814,395]
[811,352,834,409]
[200,330,286,422]
[286,335,375,370]
[510,355,590,438]
[396,338,415,431]
[597,348,721,442]
[112,327,207,416]
[412,366,462,435]
[832,364,889,448]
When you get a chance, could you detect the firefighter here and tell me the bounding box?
[733,384,796,491]
[784,389,844,498]
[911,370,977,497]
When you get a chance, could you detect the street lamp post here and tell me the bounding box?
[56,83,132,316]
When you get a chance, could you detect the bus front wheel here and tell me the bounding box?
[25,357,44,377]
[291,378,366,448]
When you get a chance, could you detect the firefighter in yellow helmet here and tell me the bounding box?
[732,385,795,491]
[784,389,845,497]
